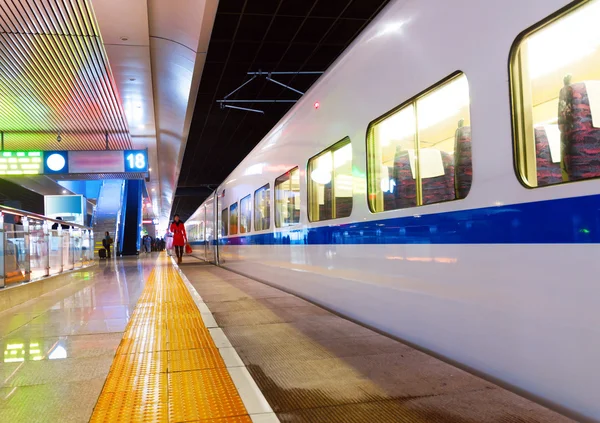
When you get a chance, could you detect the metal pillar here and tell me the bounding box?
[43,222,50,277]
[22,217,30,282]
[68,228,74,270]
[58,227,64,273]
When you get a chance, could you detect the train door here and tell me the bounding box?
[201,207,207,260]
[204,196,216,264]
[215,191,224,265]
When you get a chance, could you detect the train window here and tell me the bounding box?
[511,1,600,187]
[229,203,238,235]
[221,208,228,237]
[308,138,353,222]
[275,167,300,227]
[254,184,271,231]
[240,195,251,234]
[367,73,472,212]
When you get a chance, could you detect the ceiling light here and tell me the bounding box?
[152,188,155,191]
[62,190,67,194]
[120,36,129,41]
[148,168,152,171]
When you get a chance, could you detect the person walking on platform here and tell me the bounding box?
[102,231,113,258]
[143,235,152,253]
[169,214,187,264]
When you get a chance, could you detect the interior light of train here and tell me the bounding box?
[310,168,332,184]
[417,76,469,128]
[333,145,352,168]
[378,76,469,147]
[314,101,320,109]
[527,1,600,78]
[378,106,415,146]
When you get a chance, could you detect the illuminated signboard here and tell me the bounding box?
[70,150,124,173]
[124,150,148,172]
[44,151,68,174]
[0,151,43,175]
[42,149,148,175]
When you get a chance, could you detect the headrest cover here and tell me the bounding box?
[407,148,445,179]
[543,124,561,163]
[583,81,600,129]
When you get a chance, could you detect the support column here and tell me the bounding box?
[121,180,142,256]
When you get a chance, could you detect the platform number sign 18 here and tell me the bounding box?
[124,150,148,172]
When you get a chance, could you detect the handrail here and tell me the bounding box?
[0,204,92,230]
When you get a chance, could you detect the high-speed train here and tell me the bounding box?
[185,0,600,420]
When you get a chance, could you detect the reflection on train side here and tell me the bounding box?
[385,256,458,264]
[3,340,67,362]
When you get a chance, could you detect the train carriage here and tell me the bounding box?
[186,0,600,420]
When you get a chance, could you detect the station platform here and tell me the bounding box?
[0,254,574,422]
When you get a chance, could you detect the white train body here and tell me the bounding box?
[186,0,600,420]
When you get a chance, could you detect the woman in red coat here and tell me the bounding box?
[169,214,187,264]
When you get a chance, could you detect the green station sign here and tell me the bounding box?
[0,151,43,175]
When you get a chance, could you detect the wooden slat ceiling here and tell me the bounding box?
[0,0,131,151]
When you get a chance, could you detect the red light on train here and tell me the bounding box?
[314,101,320,109]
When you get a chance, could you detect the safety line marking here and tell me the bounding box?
[90,256,253,423]
[173,258,281,423]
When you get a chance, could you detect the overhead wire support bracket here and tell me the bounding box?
[217,100,298,103]
[223,105,264,115]
[265,75,305,95]
[218,70,324,114]
[223,75,257,100]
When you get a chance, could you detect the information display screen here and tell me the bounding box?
[42,150,148,175]
[0,151,43,175]
[70,151,124,174]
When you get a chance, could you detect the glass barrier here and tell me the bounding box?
[0,207,94,288]
[49,230,62,275]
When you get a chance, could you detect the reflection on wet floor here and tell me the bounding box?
[0,255,157,422]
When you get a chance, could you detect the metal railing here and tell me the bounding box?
[0,205,95,288]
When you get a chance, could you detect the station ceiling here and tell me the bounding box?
[0,0,131,150]
[174,0,391,220]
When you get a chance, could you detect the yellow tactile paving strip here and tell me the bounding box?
[90,258,251,423]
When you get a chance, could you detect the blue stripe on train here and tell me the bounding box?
[189,194,600,245]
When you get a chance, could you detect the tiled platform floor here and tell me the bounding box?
[0,257,153,422]
[181,262,575,423]
[90,258,250,423]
